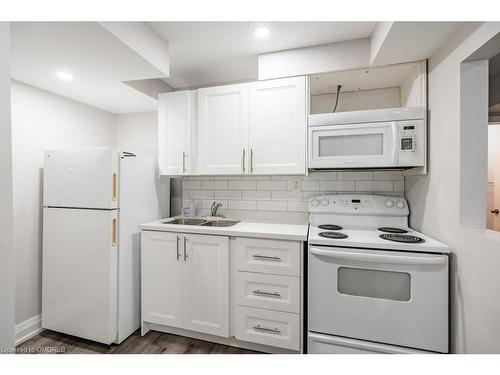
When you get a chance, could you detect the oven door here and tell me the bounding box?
[308,246,448,353]
[309,122,397,169]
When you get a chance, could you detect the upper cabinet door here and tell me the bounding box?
[197,84,248,175]
[158,91,194,176]
[43,147,119,209]
[249,76,307,175]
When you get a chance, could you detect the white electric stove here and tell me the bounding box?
[307,194,450,354]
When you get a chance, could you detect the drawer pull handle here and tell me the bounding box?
[253,289,281,298]
[253,325,281,334]
[253,254,281,261]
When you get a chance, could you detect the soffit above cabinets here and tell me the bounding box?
[309,62,420,95]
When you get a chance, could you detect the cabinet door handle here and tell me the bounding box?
[250,148,253,173]
[253,325,281,334]
[176,236,180,261]
[253,289,281,298]
[253,254,281,261]
[183,237,188,261]
[182,151,187,174]
[242,149,246,173]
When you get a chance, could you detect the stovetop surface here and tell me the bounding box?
[308,224,450,253]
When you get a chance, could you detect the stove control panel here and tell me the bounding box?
[309,194,409,216]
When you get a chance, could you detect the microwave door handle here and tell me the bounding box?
[391,122,398,163]
[310,247,447,266]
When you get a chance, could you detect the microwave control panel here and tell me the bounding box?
[399,123,418,152]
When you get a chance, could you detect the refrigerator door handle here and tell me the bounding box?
[176,236,180,261]
[183,237,188,261]
[112,173,117,201]
[112,218,117,247]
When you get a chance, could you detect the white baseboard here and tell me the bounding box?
[15,314,43,346]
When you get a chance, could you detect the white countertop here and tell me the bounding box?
[140,216,309,242]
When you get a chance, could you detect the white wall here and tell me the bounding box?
[310,87,400,114]
[258,38,370,80]
[405,22,500,353]
[0,22,15,352]
[11,81,117,326]
[115,111,170,218]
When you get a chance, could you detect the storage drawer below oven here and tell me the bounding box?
[308,332,429,354]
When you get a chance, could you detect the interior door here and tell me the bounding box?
[42,207,118,344]
[141,231,183,328]
[308,246,448,353]
[158,91,193,176]
[183,233,229,337]
[197,84,248,175]
[249,76,306,175]
[44,147,119,209]
[309,122,396,168]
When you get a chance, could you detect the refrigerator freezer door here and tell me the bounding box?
[42,207,118,344]
[44,147,119,209]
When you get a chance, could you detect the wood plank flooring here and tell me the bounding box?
[16,330,260,354]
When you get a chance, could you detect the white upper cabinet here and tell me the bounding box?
[158,91,195,176]
[159,76,308,176]
[197,84,249,175]
[248,76,307,175]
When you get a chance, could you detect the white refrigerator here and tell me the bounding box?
[42,147,161,344]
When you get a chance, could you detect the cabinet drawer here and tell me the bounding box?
[236,272,299,313]
[235,306,300,351]
[234,238,301,276]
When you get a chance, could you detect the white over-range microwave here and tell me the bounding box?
[308,107,426,169]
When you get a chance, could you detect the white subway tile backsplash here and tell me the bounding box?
[356,180,394,192]
[182,180,202,190]
[301,180,320,191]
[374,170,405,181]
[214,190,242,200]
[320,180,356,191]
[202,180,228,190]
[242,190,272,200]
[228,200,257,210]
[394,180,405,192]
[180,171,404,223]
[256,180,288,191]
[228,180,257,190]
[272,190,303,201]
[337,171,373,180]
[257,200,288,211]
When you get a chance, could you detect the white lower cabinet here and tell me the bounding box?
[141,231,229,337]
[142,231,303,352]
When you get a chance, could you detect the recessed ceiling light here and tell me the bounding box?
[254,26,271,39]
[55,71,74,81]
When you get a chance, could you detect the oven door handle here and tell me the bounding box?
[310,247,447,266]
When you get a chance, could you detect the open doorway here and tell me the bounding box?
[487,52,500,231]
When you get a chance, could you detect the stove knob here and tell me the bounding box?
[321,198,330,206]
[385,199,394,208]
[396,201,406,209]
[311,199,320,207]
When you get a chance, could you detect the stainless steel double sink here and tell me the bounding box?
[162,218,240,227]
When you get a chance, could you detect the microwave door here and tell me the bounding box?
[309,122,396,169]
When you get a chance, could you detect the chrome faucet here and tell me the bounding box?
[210,201,223,217]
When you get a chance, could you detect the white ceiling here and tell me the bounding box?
[149,22,377,88]
[10,22,164,114]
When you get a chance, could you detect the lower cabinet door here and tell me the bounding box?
[141,231,183,328]
[235,306,300,350]
[183,233,230,337]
